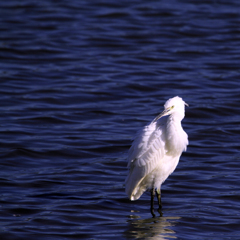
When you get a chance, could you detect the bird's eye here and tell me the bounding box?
[171,106,174,109]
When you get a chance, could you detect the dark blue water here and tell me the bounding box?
[1,0,240,239]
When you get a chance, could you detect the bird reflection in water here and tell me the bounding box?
[125,212,180,240]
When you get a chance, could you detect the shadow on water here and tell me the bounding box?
[125,213,180,239]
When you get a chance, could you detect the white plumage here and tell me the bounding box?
[125,96,188,213]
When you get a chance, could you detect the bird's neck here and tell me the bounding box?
[170,112,184,122]
[167,114,182,131]
[165,114,185,155]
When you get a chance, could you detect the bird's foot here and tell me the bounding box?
[157,207,163,217]
[150,207,156,218]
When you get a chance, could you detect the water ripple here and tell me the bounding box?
[1,0,240,239]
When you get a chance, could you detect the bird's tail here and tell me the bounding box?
[125,169,147,201]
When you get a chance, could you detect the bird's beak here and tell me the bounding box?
[185,102,189,107]
[152,107,172,123]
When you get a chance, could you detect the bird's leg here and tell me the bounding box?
[150,188,155,217]
[156,189,162,208]
[156,189,162,216]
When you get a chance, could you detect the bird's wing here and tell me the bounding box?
[125,121,167,200]
[127,121,166,170]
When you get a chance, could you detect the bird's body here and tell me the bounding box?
[125,96,188,214]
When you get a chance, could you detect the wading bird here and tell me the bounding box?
[125,96,188,216]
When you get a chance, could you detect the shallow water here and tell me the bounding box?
[1,0,240,239]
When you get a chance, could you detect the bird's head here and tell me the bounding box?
[153,96,188,122]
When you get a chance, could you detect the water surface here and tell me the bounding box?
[1,0,240,239]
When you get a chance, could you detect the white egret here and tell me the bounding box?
[125,96,188,215]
